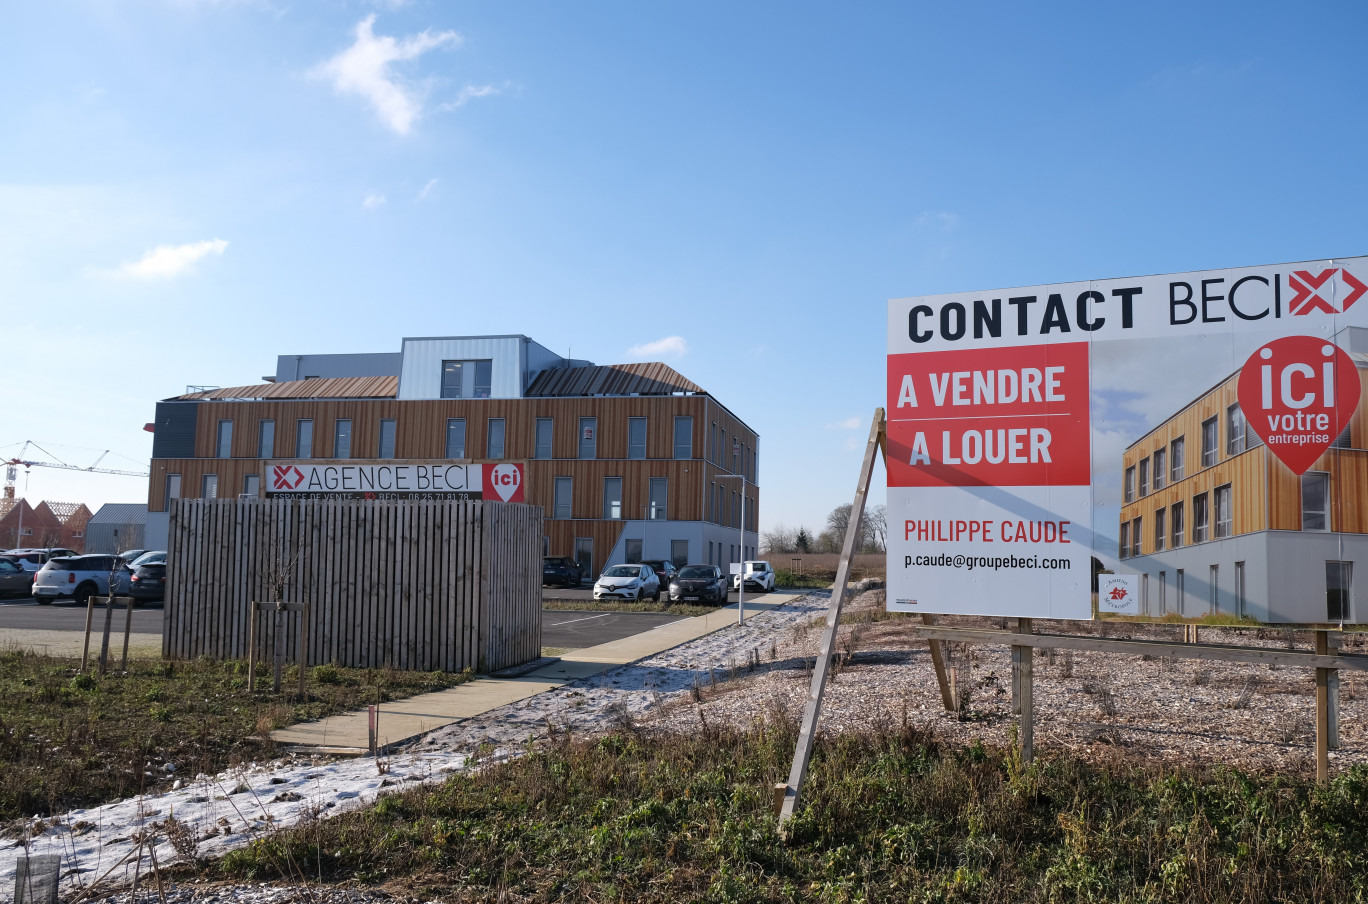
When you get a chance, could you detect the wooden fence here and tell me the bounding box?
[164,498,542,673]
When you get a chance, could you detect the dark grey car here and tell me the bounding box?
[0,557,33,597]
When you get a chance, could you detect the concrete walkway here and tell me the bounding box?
[0,629,163,658]
[272,593,805,753]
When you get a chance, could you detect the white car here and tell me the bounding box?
[593,564,661,602]
[730,560,776,592]
[32,554,132,605]
[6,547,81,573]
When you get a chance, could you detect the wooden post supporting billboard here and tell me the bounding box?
[775,410,884,836]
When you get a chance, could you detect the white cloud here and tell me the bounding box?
[825,416,863,430]
[438,82,505,111]
[626,336,688,360]
[117,239,227,279]
[914,211,960,232]
[362,193,387,209]
[311,15,461,136]
[417,179,439,201]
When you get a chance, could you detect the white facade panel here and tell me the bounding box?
[398,336,528,400]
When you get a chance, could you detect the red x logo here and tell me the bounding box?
[1289,268,1367,315]
[271,464,305,490]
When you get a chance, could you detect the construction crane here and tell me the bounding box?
[3,441,149,501]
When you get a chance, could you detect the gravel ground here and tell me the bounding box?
[46,585,1366,902]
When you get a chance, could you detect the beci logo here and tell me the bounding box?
[485,463,524,502]
[271,464,305,491]
[1289,268,1367,316]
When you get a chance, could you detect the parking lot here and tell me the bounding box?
[0,595,165,633]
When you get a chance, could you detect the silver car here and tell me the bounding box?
[32,555,132,605]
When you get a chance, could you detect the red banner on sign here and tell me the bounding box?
[886,342,1091,488]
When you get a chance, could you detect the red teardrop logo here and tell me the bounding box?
[1236,336,1361,475]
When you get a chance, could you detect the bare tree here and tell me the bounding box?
[865,504,888,552]
[762,524,797,555]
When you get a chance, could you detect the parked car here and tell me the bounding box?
[668,564,728,603]
[730,560,776,592]
[117,549,148,564]
[128,552,167,603]
[6,548,81,573]
[542,556,582,588]
[0,556,34,597]
[639,560,679,585]
[593,563,661,602]
[32,555,132,606]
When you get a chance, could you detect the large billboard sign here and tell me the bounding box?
[264,461,526,502]
[887,257,1368,624]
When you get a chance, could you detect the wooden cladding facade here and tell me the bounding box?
[149,392,761,570]
[1120,367,1368,556]
[164,498,541,672]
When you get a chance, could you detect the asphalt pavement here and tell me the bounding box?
[0,595,165,633]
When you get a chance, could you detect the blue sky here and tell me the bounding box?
[3,1,1366,538]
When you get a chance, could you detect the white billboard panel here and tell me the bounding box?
[888,257,1368,623]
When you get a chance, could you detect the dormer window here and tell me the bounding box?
[441,360,493,399]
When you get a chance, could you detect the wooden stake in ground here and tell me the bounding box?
[1011,618,1034,763]
[1316,629,1330,785]
[777,408,885,835]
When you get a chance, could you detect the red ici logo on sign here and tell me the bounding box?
[271,464,305,490]
[1237,336,1362,475]
[1289,268,1367,316]
[484,463,525,502]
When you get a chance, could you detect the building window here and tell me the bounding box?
[1214,484,1232,538]
[1332,422,1352,449]
[441,359,493,400]
[1235,561,1246,618]
[165,474,181,507]
[448,418,470,459]
[296,419,313,458]
[1159,571,1167,615]
[378,419,396,459]
[243,474,260,497]
[671,539,689,568]
[602,477,622,520]
[1131,517,1141,557]
[1227,404,1247,455]
[202,474,219,499]
[623,417,646,460]
[1327,561,1352,621]
[1176,569,1185,615]
[1138,458,1149,497]
[258,420,275,459]
[674,416,693,460]
[1210,564,1220,613]
[216,419,233,458]
[1152,448,1166,491]
[1170,500,1184,548]
[710,422,718,463]
[1170,436,1185,482]
[1154,507,1166,552]
[534,418,553,459]
[1301,472,1330,531]
[578,417,597,459]
[553,477,573,519]
[625,538,642,563]
[1119,522,1130,559]
[648,477,668,520]
[1124,466,1135,503]
[487,418,506,459]
[1201,416,1218,466]
[334,419,352,459]
[1192,492,1209,542]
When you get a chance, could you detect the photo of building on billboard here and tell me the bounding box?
[887,257,1368,624]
